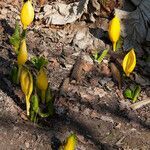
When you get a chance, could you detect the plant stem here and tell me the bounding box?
[41,90,46,104]
[26,95,30,116]
[113,42,116,51]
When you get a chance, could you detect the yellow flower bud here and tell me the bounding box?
[122,48,136,76]
[108,15,121,51]
[20,67,33,116]
[37,68,48,102]
[17,39,28,66]
[20,0,34,29]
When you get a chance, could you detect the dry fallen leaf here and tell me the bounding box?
[39,0,46,6]
[110,62,121,89]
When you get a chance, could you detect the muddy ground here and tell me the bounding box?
[0,0,150,150]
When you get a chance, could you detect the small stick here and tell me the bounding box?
[130,99,150,110]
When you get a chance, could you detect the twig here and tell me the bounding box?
[130,99,150,110]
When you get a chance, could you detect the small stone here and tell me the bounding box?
[103,59,109,64]
[13,126,18,131]
[83,108,91,116]
[25,141,30,148]
[115,123,121,129]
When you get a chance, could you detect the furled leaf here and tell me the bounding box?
[9,21,20,54]
[30,95,39,122]
[45,86,54,116]
[132,85,141,103]
[122,48,136,77]
[11,66,18,84]
[31,56,48,70]
[31,95,39,113]
[110,62,121,89]
[37,86,54,118]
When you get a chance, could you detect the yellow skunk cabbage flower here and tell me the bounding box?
[17,39,28,66]
[122,48,136,77]
[20,0,34,29]
[108,15,121,51]
[64,134,77,150]
[20,68,33,116]
[37,68,48,103]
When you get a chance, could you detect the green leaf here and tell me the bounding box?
[124,88,133,99]
[93,49,109,64]
[31,95,39,113]
[37,86,54,118]
[9,21,21,54]
[124,85,141,103]
[31,56,48,70]
[97,49,109,64]
[93,52,99,60]
[132,85,141,103]
[45,86,53,103]
[30,95,39,123]
[116,36,123,51]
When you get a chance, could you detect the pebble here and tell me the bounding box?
[83,108,91,116]
[25,141,30,148]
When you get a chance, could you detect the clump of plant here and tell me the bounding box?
[92,13,141,102]
[10,0,54,122]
